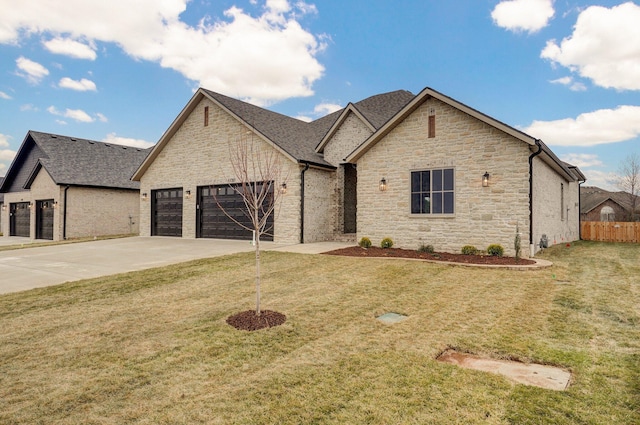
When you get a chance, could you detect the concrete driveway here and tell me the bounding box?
[0,237,352,294]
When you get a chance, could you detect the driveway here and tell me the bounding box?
[0,237,352,294]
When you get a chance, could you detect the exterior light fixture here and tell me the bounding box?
[53,201,58,208]
[482,172,490,187]
[1,204,5,212]
[185,190,192,199]
[280,183,287,194]
[379,178,387,192]
[141,192,148,201]
[28,202,33,209]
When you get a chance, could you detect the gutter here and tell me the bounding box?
[300,162,310,244]
[529,140,543,256]
[63,185,70,240]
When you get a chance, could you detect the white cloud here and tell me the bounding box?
[314,102,342,116]
[541,2,640,91]
[582,169,619,191]
[559,153,603,168]
[0,133,17,171]
[0,0,325,105]
[59,77,97,91]
[95,112,108,122]
[491,0,554,33]
[20,104,38,112]
[0,91,12,100]
[103,133,155,148]
[549,76,586,92]
[0,133,10,147]
[47,105,96,123]
[15,56,49,84]
[295,115,312,122]
[43,37,97,60]
[524,105,640,146]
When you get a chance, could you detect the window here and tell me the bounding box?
[600,206,615,222]
[411,169,454,214]
[204,106,209,126]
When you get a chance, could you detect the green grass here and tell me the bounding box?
[0,241,638,424]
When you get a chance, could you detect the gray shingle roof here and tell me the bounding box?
[1,131,150,192]
[581,186,639,214]
[203,89,415,167]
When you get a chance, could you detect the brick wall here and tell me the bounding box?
[531,157,581,252]
[581,199,628,222]
[355,97,533,256]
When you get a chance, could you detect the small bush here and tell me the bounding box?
[380,237,394,249]
[359,237,372,249]
[487,244,504,257]
[418,243,435,253]
[461,245,478,255]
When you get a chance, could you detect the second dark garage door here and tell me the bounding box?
[197,184,273,241]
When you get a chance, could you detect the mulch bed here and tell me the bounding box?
[226,309,287,331]
[323,246,536,266]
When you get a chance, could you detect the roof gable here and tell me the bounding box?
[1,131,149,192]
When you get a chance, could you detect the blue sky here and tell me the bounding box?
[1,0,639,190]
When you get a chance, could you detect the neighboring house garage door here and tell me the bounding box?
[10,202,30,237]
[151,188,183,237]
[196,184,274,241]
[36,199,54,240]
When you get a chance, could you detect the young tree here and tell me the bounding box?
[616,152,640,221]
[215,132,288,315]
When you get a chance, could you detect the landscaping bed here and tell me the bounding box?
[324,245,536,265]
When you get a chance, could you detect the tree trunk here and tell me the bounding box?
[254,212,261,316]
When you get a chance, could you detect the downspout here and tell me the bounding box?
[529,140,543,257]
[63,185,70,240]
[578,180,584,240]
[300,162,310,244]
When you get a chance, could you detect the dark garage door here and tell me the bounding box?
[36,199,54,240]
[152,188,183,237]
[10,202,30,237]
[197,184,273,241]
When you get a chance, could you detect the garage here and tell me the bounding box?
[151,188,183,237]
[196,184,273,241]
[9,202,30,237]
[35,199,54,240]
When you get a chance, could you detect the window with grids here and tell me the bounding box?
[411,169,455,214]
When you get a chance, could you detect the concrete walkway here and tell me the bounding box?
[0,237,353,295]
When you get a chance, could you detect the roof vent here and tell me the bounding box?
[50,135,57,138]
[70,138,77,141]
[104,144,111,147]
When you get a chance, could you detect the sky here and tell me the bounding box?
[1,0,639,190]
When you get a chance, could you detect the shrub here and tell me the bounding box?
[418,243,435,253]
[487,244,504,257]
[380,237,394,249]
[461,245,478,255]
[358,237,372,249]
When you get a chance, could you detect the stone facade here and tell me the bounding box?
[1,168,139,240]
[138,98,301,243]
[354,98,536,257]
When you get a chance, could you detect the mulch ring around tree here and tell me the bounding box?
[226,309,287,331]
[324,246,536,266]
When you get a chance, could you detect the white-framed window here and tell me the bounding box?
[411,168,455,214]
[600,206,615,222]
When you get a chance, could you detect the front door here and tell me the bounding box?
[36,199,54,240]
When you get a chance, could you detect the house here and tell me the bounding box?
[580,186,639,222]
[0,131,150,240]
[132,86,585,257]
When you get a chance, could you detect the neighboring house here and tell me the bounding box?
[133,86,585,257]
[0,131,150,240]
[0,177,4,233]
[580,186,639,222]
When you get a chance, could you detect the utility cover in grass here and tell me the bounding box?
[377,312,408,324]
[437,350,571,391]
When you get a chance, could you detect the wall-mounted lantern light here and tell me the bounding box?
[379,178,387,192]
[482,172,490,187]
[280,183,287,195]
[28,202,33,209]
[185,190,192,199]
[53,201,58,208]
[141,192,148,201]
[1,204,5,212]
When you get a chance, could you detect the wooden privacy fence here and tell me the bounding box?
[581,221,640,243]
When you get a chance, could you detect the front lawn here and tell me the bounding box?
[0,241,638,424]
